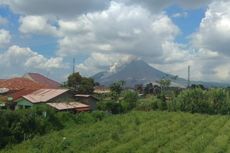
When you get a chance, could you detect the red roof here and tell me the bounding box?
[8,89,36,101]
[0,78,49,90]
[23,73,60,88]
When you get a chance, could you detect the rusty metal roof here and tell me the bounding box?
[47,102,90,111]
[23,89,69,103]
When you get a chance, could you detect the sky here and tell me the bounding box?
[0,0,230,83]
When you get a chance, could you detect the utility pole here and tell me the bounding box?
[187,65,191,88]
[73,58,76,74]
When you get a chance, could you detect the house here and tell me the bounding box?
[0,77,62,109]
[47,102,90,112]
[75,94,99,110]
[23,73,60,88]
[16,89,71,109]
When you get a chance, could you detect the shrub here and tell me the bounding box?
[136,96,163,111]
[121,91,138,112]
[175,88,209,113]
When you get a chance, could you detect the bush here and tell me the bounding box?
[121,91,138,112]
[175,88,209,113]
[0,106,103,149]
[136,96,163,111]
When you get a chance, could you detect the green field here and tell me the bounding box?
[2,111,230,153]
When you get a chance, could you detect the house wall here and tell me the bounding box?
[16,98,33,109]
[76,97,97,110]
[16,91,75,109]
[48,92,75,103]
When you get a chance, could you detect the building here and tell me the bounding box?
[0,76,62,109]
[75,94,99,110]
[16,89,71,109]
[47,102,90,112]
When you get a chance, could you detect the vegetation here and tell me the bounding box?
[3,75,230,152]
[66,72,95,94]
[3,111,230,153]
[0,106,107,149]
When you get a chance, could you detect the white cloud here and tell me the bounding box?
[1,0,110,18]
[76,53,135,76]
[191,0,230,56]
[57,1,180,61]
[0,45,66,79]
[19,15,58,36]
[2,0,230,83]
[172,12,188,18]
[0,29,11,47]
[118,0,211,13]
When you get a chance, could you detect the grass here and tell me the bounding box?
[2,111,230,153]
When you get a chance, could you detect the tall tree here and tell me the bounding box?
[67,72,95,94]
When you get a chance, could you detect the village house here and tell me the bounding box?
[75,94,99,110]
[0,73,62,110]
[47,102,90,113]
[16,89,72,109]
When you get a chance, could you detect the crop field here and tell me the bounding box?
[2,111,230,153]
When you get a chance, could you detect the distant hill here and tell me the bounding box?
[92,59,230,88]
[23,73,60,88]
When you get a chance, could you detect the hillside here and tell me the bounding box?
[93,59,230,88]
[3,111,230,153]
[93,59,187,87]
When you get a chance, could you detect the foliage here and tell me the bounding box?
[0,106,107,150]
[136,96,162,111]
[110,81,125,100]
[3,111,230,153]
[97,100,123,114]
[136,88,230,115]
[121,91,138,112]
[67,72,95,94]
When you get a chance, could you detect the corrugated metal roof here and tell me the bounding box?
[23,89,69,103]
[9,89,36,101]
[47,102,90,111]
[75,94,99,100]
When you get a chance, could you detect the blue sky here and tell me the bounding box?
[0,0,230,83]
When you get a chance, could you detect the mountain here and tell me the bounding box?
[23,73,60,88]
[92,59,230,88]
[92,59,187,87]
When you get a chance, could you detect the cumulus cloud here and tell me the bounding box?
[57,2,179,60]
[0,29,11,47]
[172,12,188,18]
[76,53,135,76]
[2,0,230,83]
[118,0,211,13]
[1,0,110,18]
[19,16,58,36]
[191,0,230,56]
[0,45,66,79]
[181,0,230,82]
